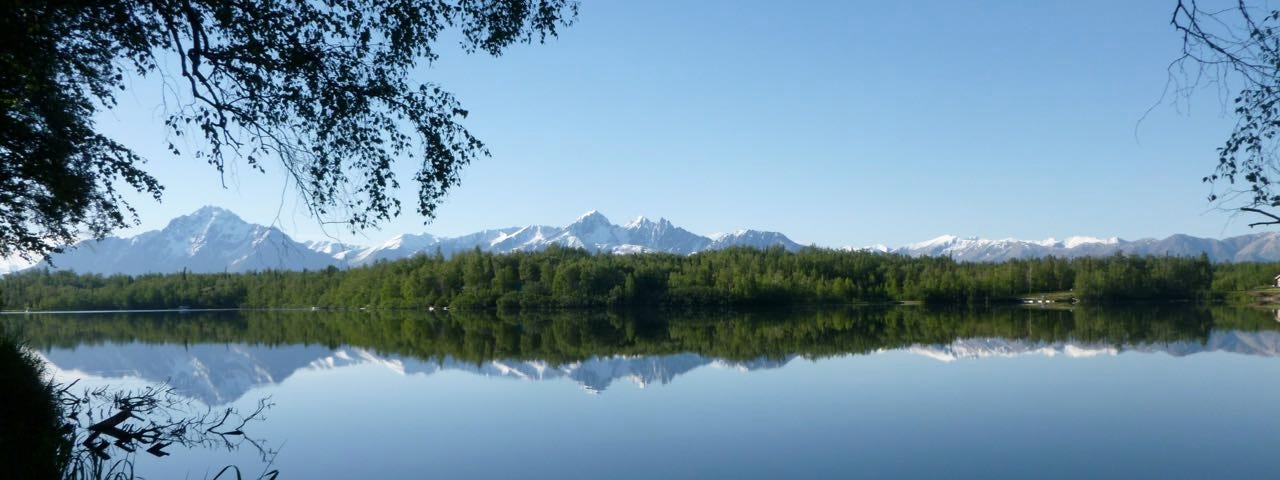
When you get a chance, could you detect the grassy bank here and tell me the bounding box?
[0,332,69,479]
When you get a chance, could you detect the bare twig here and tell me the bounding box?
[1241,206,1280,226]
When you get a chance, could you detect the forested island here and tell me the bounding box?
[5,246,1271,311]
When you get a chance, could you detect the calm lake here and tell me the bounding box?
[11,306,1280,479]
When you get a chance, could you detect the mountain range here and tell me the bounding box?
[12,206,1280,275]
[19,206,804,275]
[36,330,1280,405]
[870,233,1280,262]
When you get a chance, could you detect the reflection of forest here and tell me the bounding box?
[7,306,1278,364]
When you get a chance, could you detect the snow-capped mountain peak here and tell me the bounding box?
[25,206,339,275]
[887,233,1136,262]
[16,207,1280,276]
[564,210,621,247]
[380,233,437,251]
[624,216,652,229]
[1028,237,1121,249]
[574,210,610,225]
[907,234,963,250]
[708,229,803,251]
[13,208,805,274]
[304,240,360,258]
[1061,235,1121,249]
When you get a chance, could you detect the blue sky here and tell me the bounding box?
[98,0,1250,247]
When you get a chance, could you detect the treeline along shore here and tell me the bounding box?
[6,245,1273,311]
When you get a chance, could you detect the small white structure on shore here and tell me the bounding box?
[1274,273,1280,288]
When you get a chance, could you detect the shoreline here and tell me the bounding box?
[0,298,1253,316]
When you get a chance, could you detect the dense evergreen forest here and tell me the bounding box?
[0,246,1240,311]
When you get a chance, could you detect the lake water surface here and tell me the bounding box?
[12,306,1280,479]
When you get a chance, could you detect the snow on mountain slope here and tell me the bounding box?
[879,231,1280,262]
[30,206,339,275]
[556,210,623,249]
[1059,236,1121,249]
[304,240,361,259]
[708,229,804,251]
[487,225,562,252]
[622,216,711,253]
[323,210,801,268]
[344,233,441,265]
[5,207,804,275]
[18,206,1280,276]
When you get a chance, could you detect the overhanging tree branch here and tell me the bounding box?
[1170,0,1280,227]
[0,0,578,260]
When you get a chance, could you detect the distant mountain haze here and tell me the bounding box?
[11,206,1280,275]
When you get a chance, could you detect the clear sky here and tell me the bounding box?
[96,0,1252,247]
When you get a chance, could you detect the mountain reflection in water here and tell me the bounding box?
[10,306,1280,405]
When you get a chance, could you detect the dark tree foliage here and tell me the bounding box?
[1172,1,1280,226]
[0,0,577,260]
[0,246,1215,311]
[0,2,165,261]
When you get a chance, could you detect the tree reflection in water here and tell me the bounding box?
[12,305,1280,478]
[13,305,1277,365]
[56,380,276,480]
[13,305,1280,477]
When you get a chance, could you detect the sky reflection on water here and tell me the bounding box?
[22,307,1280,479]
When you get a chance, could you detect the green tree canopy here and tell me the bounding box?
[0,0,577,260]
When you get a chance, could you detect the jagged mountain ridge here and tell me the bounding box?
[872,232,1280,262]
[316,209,799,265]
[17,206,1280,276]
[34,206,339,275]
[23,207,804,275]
